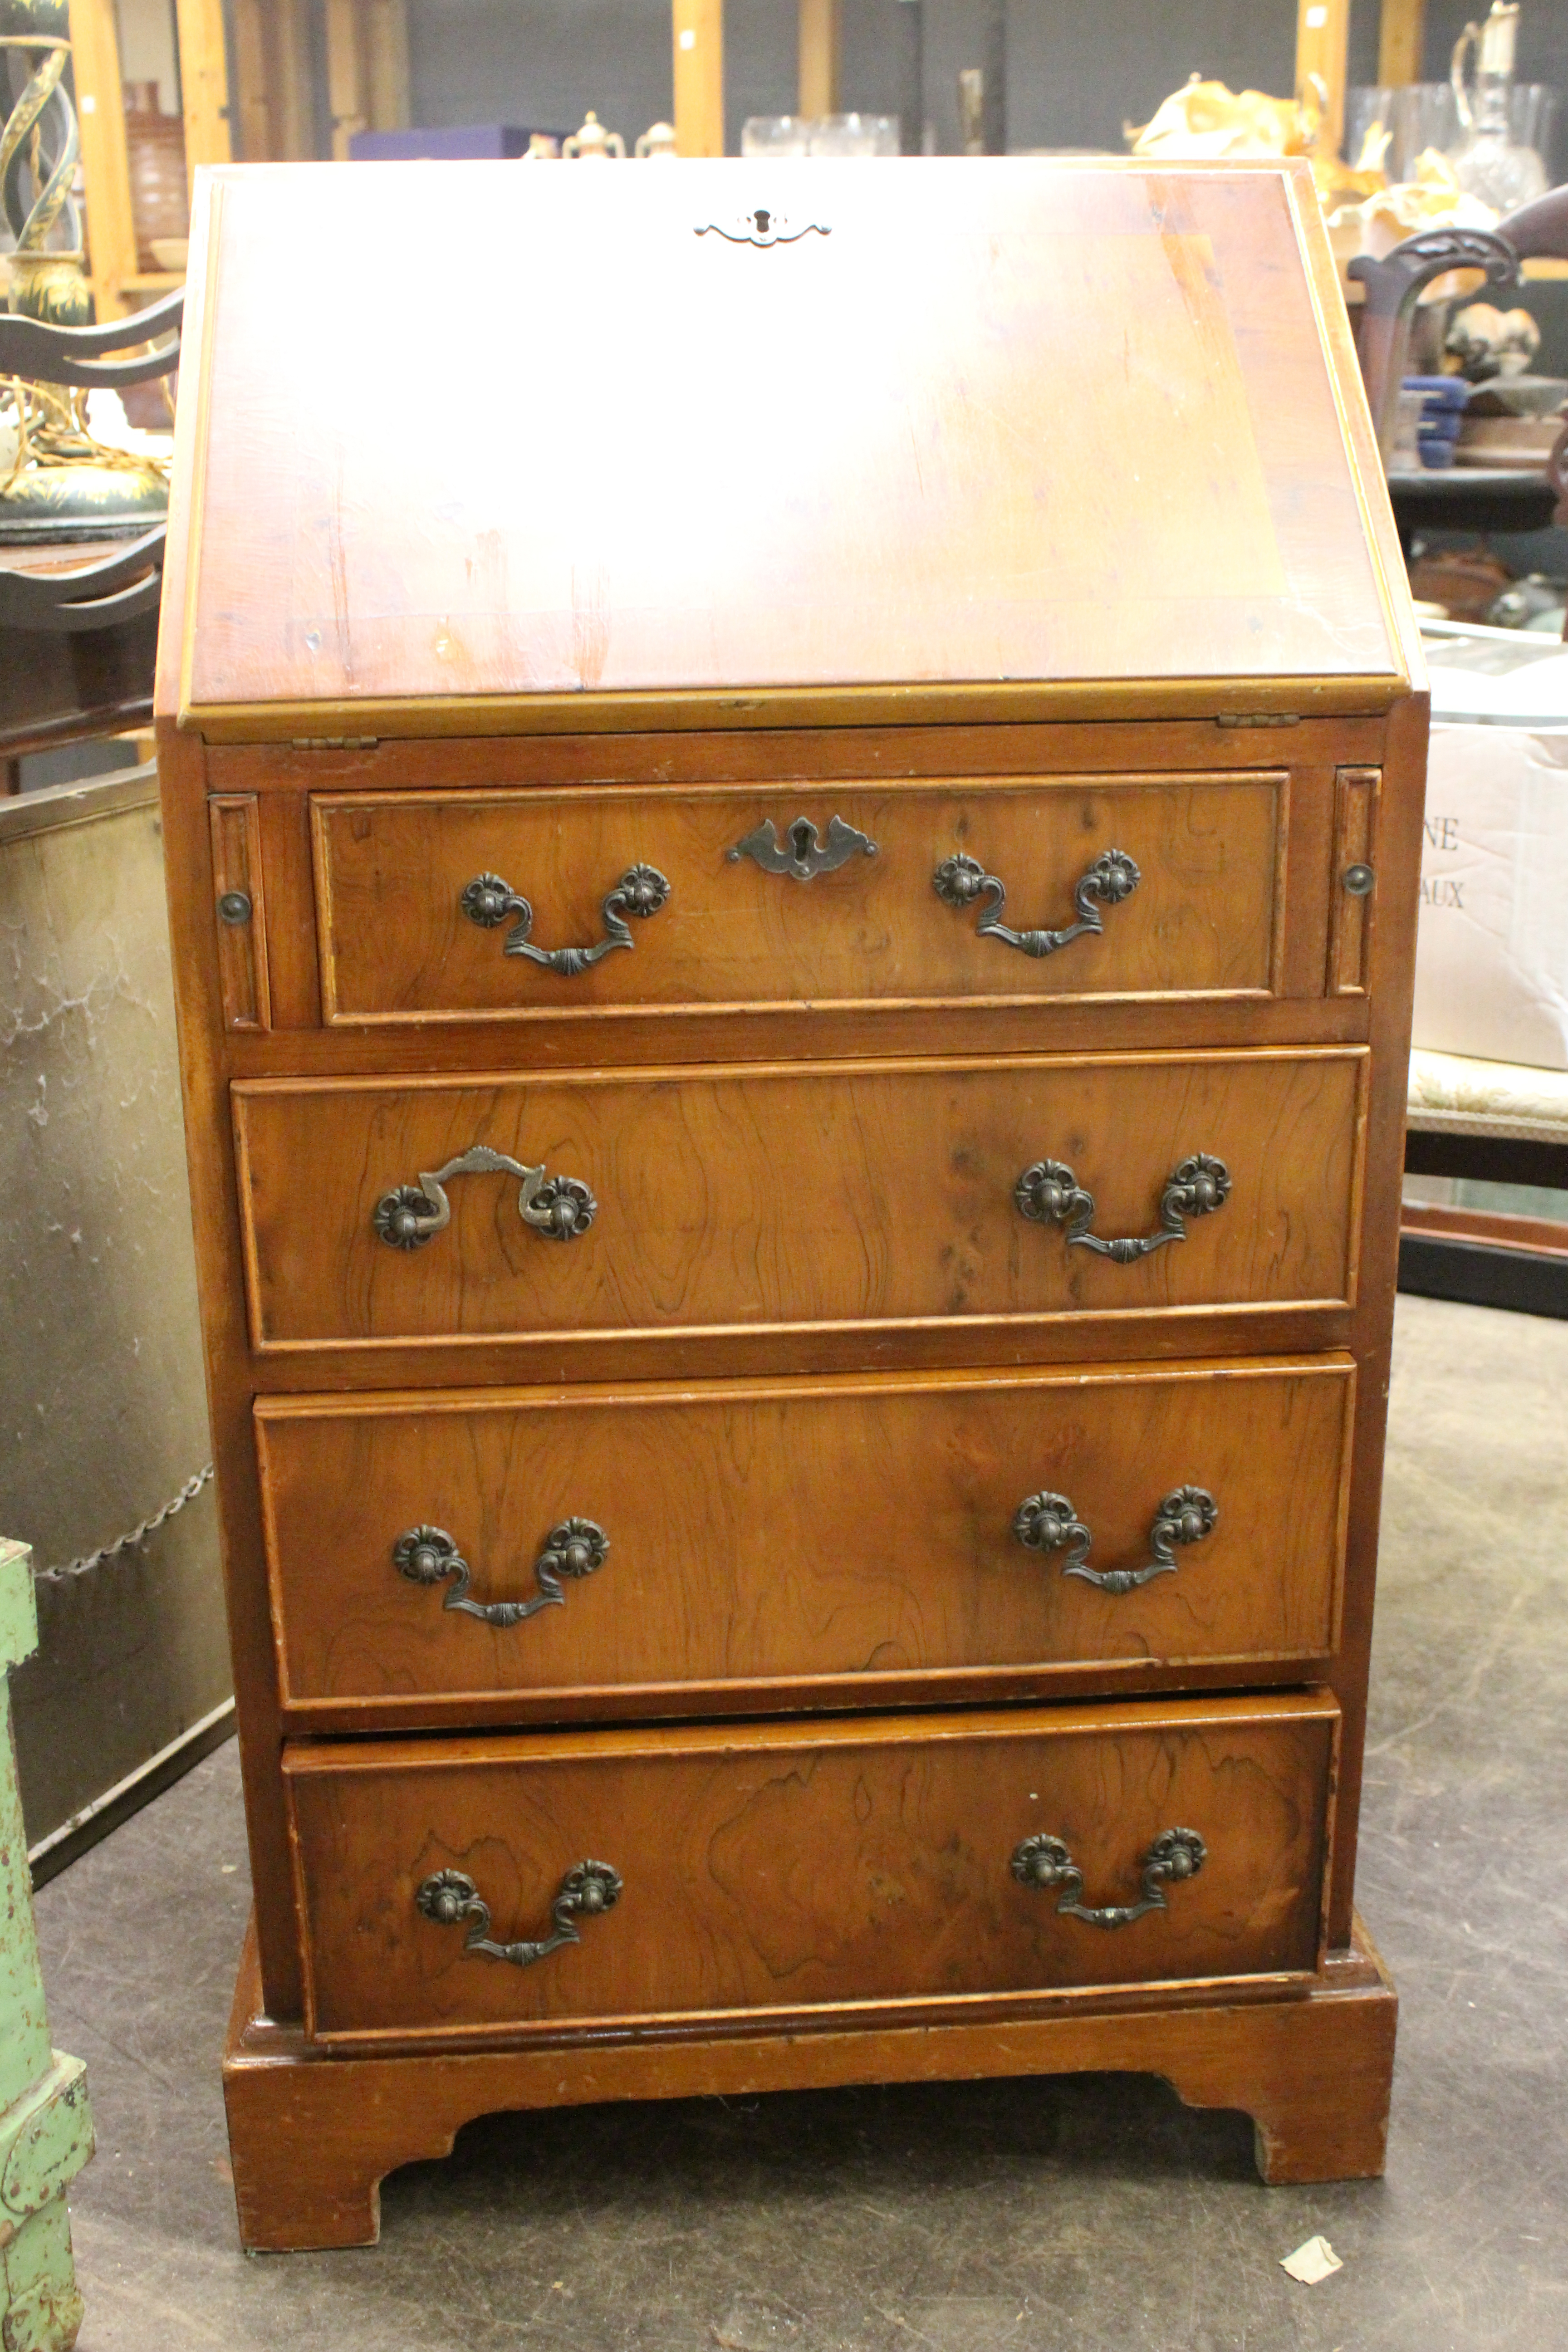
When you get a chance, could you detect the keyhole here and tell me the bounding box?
[752,208,771,234]
[787,817,816,862]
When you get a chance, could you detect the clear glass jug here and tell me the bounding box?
[1451,3,1548,211]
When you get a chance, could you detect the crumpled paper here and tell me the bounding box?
[1280,2234,1344,2285]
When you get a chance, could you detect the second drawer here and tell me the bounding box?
[256,1354,1353,1726]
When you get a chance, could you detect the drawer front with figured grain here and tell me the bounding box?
[232,1047,1366,1350]
[257,1356,1353,1726]
[310,773,1288,1024]
[283,1692,1338,2044]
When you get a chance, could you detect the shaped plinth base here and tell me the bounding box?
[223,1916,1396,2252]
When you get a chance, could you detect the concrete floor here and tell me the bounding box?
[32,1293,1568,2352]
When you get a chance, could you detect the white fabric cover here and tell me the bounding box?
[1407,1047,1568,1141]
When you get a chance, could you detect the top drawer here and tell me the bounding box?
[309,774,1287,1024]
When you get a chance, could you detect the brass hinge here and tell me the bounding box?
[289,735,380,750]
[1214,712,1302,729]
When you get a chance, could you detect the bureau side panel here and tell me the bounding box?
[156,718,303,2014]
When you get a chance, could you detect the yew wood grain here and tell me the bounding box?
[255,1356,1353,1723]
[157,715,304,2014]
[311,774,1286,1024]
[209,795,270,1029]
[1318,688,1428,1947]
[223,1910,1396,2248]
[180,163,1404,729]
[232,1048,1367,1352]
[283,1693,1338,2044]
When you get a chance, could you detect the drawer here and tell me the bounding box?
[309,774,1288,1024]
[233,1047,1366,1350]
[256,1356,1353,1725]
[283,1693,1338,2043]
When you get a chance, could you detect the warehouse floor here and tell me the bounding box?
[33,1292,1568,2352]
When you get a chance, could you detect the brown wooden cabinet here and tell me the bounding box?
[159,157,1421,2250]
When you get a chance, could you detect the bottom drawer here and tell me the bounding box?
[284,1693,1337,2045]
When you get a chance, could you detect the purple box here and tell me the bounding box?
[348,127,568,162]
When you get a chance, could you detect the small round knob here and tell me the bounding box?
[532,1176,597,1241]
[1013,1491,1081,1552]
[933,852,988,908]
[374,1186,437,1249]
[217,890,252,926]
[1343,863,1375,897]
[394,1525,460,1584]
[1014,1160,1083,1226]
[1010,1833,1074,1890]
[1159,1485,1219,1547]
[417,1868,478,1925]
[1167,1154,1231,1219]
[561,1860,624,1916]
[1089,849,1141,905]
[617,863,671,918]
[539,1518,609,1580]
[461,873,520,928]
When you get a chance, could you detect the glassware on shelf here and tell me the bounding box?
[1345,82,1460,181]
[1451,3,1548,211]
[740,116,812,157]
[809,113,899,157]
[1509,83,1560,180]
[562,112,625,160]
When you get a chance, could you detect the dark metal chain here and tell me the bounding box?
[33,1465,215,1585]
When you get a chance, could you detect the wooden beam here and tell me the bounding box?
[325,0,368,161]
[799,0,839,120]
[173,0,233,172]
[673,0,723,157]
[1297,0,1351,159]
[229,0,272,162]
[68,0,140,317]
[365,0,411,134]
[270,0,316,160]
[1377,0,1427,87]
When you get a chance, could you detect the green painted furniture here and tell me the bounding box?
[0,1539,92,2352]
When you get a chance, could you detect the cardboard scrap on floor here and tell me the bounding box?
[1280,2234,1344,2284]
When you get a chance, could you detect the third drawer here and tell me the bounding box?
[256,1353,1354,1727]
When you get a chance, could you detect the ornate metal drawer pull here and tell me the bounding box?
[393,1518,608,1625]
[1012,1485,1218,1594]
[727,814,877,881]
[1010,1827,1207,1929]
[416,1861,623,1969]
[933,846,1140,957]
[1014,1152,1230,1261]
[373,1144,596,1250]
[461,864,670,975]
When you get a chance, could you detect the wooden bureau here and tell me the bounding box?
[158,157,1421,2249]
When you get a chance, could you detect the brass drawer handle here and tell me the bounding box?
[416,1861,623,1968]
[1015,1152,1230,1261]
[934,846,1139,956]
[1010,1827,1206,1929]
[728,814,878,879]
[1013,1484,1217,1594]
[394,1518,608,1625]
[373,1145,596,1249]
[461,864,671,975]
